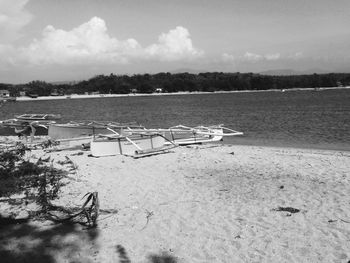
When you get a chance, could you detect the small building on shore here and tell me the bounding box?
[50,89,60,96]
[0,90,10,97]
[0,89,10,98]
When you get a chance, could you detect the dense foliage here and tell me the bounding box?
[1,72,350,97]
[0,143,67,211]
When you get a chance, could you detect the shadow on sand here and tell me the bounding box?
[116,244,178,263]
[1,216,179,263]
[0,215,99,263]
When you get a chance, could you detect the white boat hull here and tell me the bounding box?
[166,134,223,145]
[91,134,165,157]
[49,124,111,140]
[123,126,227,145]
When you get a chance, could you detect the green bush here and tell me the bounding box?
[0,143,67,211]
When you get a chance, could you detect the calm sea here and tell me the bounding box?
[1,89,349,151]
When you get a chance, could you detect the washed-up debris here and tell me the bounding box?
[71,151,84,156]
[40,139,60,149]
[140,209,154,231]
[338,217,350,224]
[273,207,300,213]
[48,191,99,227]
[57,156,78,173]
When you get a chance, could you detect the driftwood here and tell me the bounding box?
[48,192,99,227]
[272,207,300,214]
[140,209,154,231]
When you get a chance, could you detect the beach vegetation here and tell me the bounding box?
[2,72,350,97]
[0,143,67,213]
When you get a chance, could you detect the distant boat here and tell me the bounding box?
[0,114,61,136]
[0,119,51,136]
[0,118,23,128]
[0,97,16,102]
[6,97,16,102]
[15,114,62,122]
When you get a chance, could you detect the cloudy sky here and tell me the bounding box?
[1,0,350,83]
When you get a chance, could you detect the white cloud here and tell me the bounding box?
[222,53,235,62]
[0,0,32,43]
[243,52,263,62]
[264,53,280,60]
[222,52,282,63]
[20,17,142,64]
[145,26,203,61]
[18,17,203,65]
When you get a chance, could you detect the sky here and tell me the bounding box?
[1,0,350,84]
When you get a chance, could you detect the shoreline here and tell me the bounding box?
[13,86,350,102]
[231,142,350,153]
[1,134,349,153]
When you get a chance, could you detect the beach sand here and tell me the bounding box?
[12,86,350,102]
[0,143,349,262]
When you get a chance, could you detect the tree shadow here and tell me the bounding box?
[0,215,99,263]
[116,244,178,263]
[1,215,178,263]
[147,252,178,263]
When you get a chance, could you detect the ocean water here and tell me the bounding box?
[1,89,349,151]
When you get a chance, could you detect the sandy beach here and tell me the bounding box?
[10,86,350,102]
[0,141,349,262]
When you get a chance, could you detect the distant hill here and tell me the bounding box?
[50,80,80,85]
[260,68,331,76]
[170,68,206,74]
[172,68,337,76]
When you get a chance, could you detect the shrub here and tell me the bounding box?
[0,143,67,211]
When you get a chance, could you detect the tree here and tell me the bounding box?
[25,81,53,96]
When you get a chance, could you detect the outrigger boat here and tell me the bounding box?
[15,114,61,122]
[48,121,144,140]
[0,114,61,136]
[51,124,242,151]
[90,133,172,158]
[122,125,243,145]
[90,125,242,158]
[1,114,61,127]
[89,127,176,158]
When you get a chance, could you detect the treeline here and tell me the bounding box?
[1,72,350,97]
